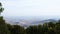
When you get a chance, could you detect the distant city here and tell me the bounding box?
[3,16,59,27]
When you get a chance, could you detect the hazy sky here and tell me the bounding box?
[0,0,60,19]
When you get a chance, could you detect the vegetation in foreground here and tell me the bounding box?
[0,2,60,34]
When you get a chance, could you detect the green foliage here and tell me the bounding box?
[0,3,2,6]
[0,8,4,13]
[11,25,25,34]
[26,25,38,34]
[0,2,4,14]
[0,3,10,34]
[26,21,60,34]
[0,17,10,34]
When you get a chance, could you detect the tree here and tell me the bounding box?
[11,25,25,34]
[0,3,4,14]
[37,24,43,34]
[47,22,56,34]
[43,23,48,34]
[55,20,60,34]
[48,22,55,28]
[26,25,38,34]
[0,2,10,34]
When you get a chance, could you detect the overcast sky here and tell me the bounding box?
[0,0,60,19]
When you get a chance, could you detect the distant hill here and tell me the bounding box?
[4,17,58,27]
[21,19,57,27]
[40,19,57,23]
[30,19,57,25]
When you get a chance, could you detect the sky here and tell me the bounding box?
[0,0,60,19]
